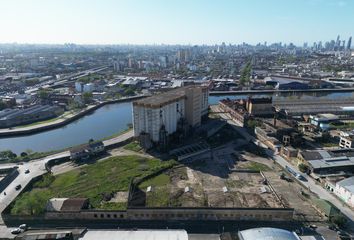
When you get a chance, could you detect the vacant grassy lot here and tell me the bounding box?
[11,155,176,215]
[239,161,271,171]
[123,141,143,152]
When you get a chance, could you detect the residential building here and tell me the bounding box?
[334,176,354,208]
[309,113,339,131]
[339,131,354,149]
[132,86,208,148]
[83,83,94,93]
[69,141,105,160]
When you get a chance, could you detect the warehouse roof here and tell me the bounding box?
[238,227,300,240]
[337,176,354,194]
[308,156,354,170]
[133,87,187,107]
[133,85,206,108]
[79,230,188,240]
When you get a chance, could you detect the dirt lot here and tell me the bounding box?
[138,143,324,222]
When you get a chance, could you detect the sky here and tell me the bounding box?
[0,0,353,45]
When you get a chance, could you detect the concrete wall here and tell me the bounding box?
[5,207,293,222]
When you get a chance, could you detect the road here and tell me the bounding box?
[214,107,354,228]
[0,152,69,218]
[273,154,354,224]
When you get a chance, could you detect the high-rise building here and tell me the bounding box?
[348,36,352,50]
[176,49,190,63]
[336,35,341,48]
[113,60,120,72]
[132,86,209,148]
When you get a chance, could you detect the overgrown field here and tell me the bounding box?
[11,155,176,215]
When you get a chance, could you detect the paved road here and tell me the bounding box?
[273,153,354,226]
[0,152,69,220]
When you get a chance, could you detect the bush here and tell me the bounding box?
[330,214,347,228]
[298,163,308,173]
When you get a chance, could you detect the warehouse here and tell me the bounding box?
[238,227,301,240]
[79,230,188,240]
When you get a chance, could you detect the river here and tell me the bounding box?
[1,91,353,154]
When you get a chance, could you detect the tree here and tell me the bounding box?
[298,163,308,173]
[124,87,135,96]
[82,92,93,104]
[20,152,28,157]
[38,89,51,100]
[246,119,259,129]
[331,214,347,228]
[240,61,252,86]
[0,150,17,161]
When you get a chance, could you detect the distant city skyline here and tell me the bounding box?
[0,0,353,45]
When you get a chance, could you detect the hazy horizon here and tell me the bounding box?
[0,0,353,46]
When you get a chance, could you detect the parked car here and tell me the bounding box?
[11,228,23,234]
[15,184,22,191]
[24,169,30,174]
[19,224,27,230]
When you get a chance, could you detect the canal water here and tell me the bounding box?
[0,102,133,154]
[1,91,354,154]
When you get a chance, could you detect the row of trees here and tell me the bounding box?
[0,150,34,162]
[240,61,252,86]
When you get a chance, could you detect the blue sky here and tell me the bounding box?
[0,0,353,45]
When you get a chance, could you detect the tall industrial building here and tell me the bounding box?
[132,86,209,149]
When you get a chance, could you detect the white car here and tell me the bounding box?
[19,224,27,230]
[11,228,23,234]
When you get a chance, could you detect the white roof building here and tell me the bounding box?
[79,230,188,240]
[335,176,354,207]
[238,227,301,240]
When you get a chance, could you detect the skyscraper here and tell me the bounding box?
[336,35,341,48]
[348,36,352,50]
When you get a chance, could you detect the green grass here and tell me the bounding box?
[100,202,127,210]
[124,141,143,152]
[10,155,176,215]
[145,187,171,207]
[243,162,271,171]
[138,174,170,189]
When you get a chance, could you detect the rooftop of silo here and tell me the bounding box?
[133,85,206,108]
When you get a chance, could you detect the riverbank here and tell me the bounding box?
[0,95,145,137]
[1,128,134,164]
